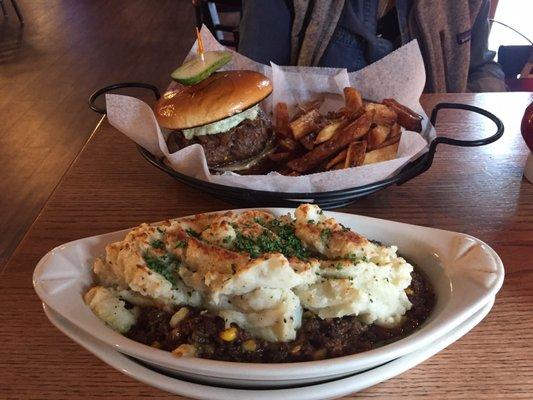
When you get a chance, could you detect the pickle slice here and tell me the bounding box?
[170,50,232,85]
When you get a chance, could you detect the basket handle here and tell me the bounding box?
[396,102,504,185]
[88,82,161,114]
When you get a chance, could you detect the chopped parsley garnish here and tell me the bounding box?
[174,240,186,248]
[347,253,368,263]
[234,219,310,260]
[320,228,332,243]
[263,219,311,259]
[150,239,166,250]
[142,251,180,286]
[233,230,281,258]
[222,236,232,244]
[340,223,351,232]
[254,217,266,225]
[186,228,201,238]
[345,253,369,264]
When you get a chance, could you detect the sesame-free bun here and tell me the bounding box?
[154,70,272,130]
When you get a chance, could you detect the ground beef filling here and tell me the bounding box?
[127,269,434,363]
[167,115,271,167]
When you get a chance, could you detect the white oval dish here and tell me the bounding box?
[33,208,504,388]
[43,298,495,399]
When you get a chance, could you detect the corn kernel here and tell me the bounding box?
[169,307,189,328]
[150,341,162,349]
[243,339,257,352]
[219,327,238,342]
[405,287,414,295]
[312,349,327,360]
[172,344,196,358]
[290,345,301,354]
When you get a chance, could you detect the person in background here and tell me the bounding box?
[238,0,506,93]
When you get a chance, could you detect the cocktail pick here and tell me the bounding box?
[196,27,205,63]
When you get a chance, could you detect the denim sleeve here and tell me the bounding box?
[468,0,507,92]
[238,0,292,65]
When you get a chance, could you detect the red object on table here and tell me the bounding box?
[521,101,533,151]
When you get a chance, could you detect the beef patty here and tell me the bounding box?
[168,114,272,167]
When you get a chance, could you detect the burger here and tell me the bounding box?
[154,70,274,174]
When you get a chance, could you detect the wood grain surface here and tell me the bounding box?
[0,92,532,399]
[0,0,195,267]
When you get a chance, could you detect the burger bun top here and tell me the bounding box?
[154,70,272,130]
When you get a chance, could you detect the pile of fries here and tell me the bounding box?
[269,87,423,176]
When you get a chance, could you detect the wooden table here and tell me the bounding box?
[1,92,532,399]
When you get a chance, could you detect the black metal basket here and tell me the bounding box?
[89,83,504,209]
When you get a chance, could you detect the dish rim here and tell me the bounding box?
[42,297,495,399]
[33,207,504,382]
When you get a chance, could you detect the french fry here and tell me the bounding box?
[390,122,401,138]
[297,98,324,114]
[279,169,301,176]
[315,118,349,145]
[338,106,365,121]
[344,141,367,168]
[275,102,290,138]
[289,109,321,140]
[286,110,373,173]
[344,87,363,112]
[367,124,390,149]
[325,149,348,170]
[272,94,423,177]
[278,137,299,152]
[363,140,400,165]
[340,109,374,141]
[374,132,402,150]
[338,107,351,117]
[382,98,423,132]
[291,99,324,121]
[365,102,397,125]
[300,132,317,150]
[277,167,293,175]
[268,152,292,163]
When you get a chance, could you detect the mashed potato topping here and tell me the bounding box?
[84,287,137,333]
[86,205,413,342]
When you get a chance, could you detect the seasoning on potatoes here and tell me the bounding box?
[271,87,421,175]
[290,109,322,140]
